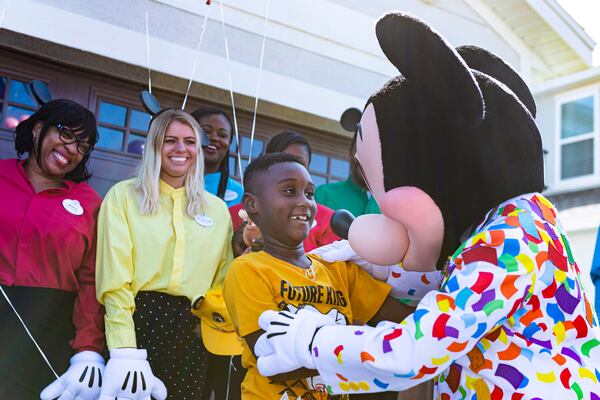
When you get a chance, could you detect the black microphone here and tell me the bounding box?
[330,209,355,239]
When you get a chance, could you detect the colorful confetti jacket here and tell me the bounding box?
[311,193,600,398]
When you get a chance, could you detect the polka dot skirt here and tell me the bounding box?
[134,291,210,400]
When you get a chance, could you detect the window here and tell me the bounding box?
[229,135,265,180]
[0,77,39,129]
[309,152,350,186]
[96,99,151,154]
[558,95,596,181]
[227,136,351,186]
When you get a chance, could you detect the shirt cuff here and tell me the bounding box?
[106,328,137,350]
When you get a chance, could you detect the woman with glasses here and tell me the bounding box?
[0,99,105,400]
[96,109,233,400]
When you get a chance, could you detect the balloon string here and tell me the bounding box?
[225,355,233,400]
[0,0,10,33]
[219,0,243,180]
[144,0,152,93]
[182,4,212,109]
[0,285,60,379]
[248,0,271,164]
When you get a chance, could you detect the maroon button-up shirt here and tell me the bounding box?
[0,158,104,352]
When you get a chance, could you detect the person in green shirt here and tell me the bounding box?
[315,132,380,216]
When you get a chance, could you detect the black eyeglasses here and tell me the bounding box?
[56,123,94,156]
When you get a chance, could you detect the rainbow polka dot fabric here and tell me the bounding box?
[311,193,600,398]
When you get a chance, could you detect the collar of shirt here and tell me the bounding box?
[343,177,367,195]
[15,159,77,194]
[159,179,186,199]
[473,192,545,236]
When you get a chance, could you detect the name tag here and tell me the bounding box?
[195,214,213,227]
[62,199,84,216]
[224,189,238,202]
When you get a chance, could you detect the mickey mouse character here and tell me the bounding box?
[254,12,600,398]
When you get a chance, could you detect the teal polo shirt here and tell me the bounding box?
[204,172,244,207]
[315,178,380,217]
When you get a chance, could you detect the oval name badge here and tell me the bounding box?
[62,199,84,216]
[224,189,239,202]
[194,214,213,227]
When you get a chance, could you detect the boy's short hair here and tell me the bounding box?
[243,153,305,194]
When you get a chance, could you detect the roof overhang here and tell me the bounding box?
[472,0,595,79]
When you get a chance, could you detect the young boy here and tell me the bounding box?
[223,153,415,400]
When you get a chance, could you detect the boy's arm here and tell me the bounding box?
[368,296,414,325]
[244,330,319,382]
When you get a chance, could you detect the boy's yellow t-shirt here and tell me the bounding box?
[223,251,391,400]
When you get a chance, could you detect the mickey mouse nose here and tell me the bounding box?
[330,209,355,239]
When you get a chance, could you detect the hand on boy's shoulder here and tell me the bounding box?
[308,253,389,283]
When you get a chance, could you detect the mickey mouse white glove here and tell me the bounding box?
[254,309,335,377]
[310,240,389,281]
[40,351,104,400]
[99,348,167,400]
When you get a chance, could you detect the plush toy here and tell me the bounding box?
[254,12,600,398]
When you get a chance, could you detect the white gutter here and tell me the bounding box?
[534,65,600,96]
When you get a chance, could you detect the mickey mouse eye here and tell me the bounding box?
[212,312,225,323]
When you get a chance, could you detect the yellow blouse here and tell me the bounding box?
[96,179,233,349]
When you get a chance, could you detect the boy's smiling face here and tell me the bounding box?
[244,161,317,248]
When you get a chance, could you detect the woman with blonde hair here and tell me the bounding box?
[96,109,233,400]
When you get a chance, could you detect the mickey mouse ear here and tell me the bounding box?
[340,108,362,132]
[375,13,484,129]
[139,90,162,116]
[457,45,536,118]
[30,80,52,106]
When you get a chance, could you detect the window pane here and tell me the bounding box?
[310,153,328,174]
[0,76,6,100]
[229,156,237,178]
[311,174,327,187]
[98,101,127,127]
[252,139,264,157]
[330,158,349,178]
[241,159,249,176]
[561,97,594,139]
[229,155,249,177]
[561,139,594,179]
[130,109,151,132]
[8,80,37,107]
[97,126,124,151]
[3,106,34,129]
[127,133,146,154]
[240,136,263,157]
[230,135,238,152]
